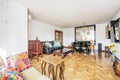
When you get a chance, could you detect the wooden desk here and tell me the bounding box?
[41,55,64,80]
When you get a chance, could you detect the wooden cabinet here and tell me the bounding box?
[28,40,43,60]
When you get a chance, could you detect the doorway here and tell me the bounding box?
[55,30,63,45]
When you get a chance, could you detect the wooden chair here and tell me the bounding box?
[28,40,43,61]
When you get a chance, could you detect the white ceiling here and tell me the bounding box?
[14,0,120,28]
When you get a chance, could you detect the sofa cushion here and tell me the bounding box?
[42,41,63,54]
[45,42,52,48]
[53,41,61,48]
[0,67,25,80]
[21,67,50,80]
[6,52,32,72]
[6,54,18,69]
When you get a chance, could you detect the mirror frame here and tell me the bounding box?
[75,25,96,44]
[112,18,120,43]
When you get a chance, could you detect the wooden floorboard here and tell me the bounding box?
[31,51,120,80]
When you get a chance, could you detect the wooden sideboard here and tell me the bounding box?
[28,40,43,60]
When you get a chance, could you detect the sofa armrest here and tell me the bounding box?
[21,67,50,80]
[43,46,52,54]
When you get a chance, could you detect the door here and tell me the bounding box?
[55,30,63,45]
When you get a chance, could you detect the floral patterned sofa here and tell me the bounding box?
[0,52,50,80]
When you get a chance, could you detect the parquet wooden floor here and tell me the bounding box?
[31,51,120,80]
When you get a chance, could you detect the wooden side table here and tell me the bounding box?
[41,55,64,80]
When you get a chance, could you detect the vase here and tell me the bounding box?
[36,36,38,40]
[111,53,115,62]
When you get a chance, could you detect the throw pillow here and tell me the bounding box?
[6,52,32,72]
[0,67,25,80]
[17,52,32,72]
[45,42,52,48]
[53,41,61,48]
[6,55,18,69]
[57,42,61,46]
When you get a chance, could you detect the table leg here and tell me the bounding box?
[59,62,64,80]
[51,65,54,80]
[48,64,52,77]
[41,61,44,74]
[41,61,47,75]
[59,66,62,80]
[37,54,39,61]
[53,66,57,80]
[43,62,47,75]
[61,63,65,80]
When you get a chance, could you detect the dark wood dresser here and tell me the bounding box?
[28,40,43,60]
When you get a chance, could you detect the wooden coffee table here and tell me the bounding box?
[53,48,73,59]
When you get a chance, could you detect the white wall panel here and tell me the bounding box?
[29,20,63,41]
[0,0,2,47]
[0,0,28,56]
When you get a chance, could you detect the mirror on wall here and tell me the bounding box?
[114,21,119,41]
[75,25,96,44]
[111,18,120,43]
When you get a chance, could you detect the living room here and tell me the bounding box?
[0,0,120,80]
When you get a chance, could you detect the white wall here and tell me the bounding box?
[63,9,120,49]
[63,23,111,50]
[95,23,111,50]
[30,20,110,50]
[0,0,1,47]
[29,19,63,41]
[63,28,74,46]
[0,0,28,56]
[113,9,120,20]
